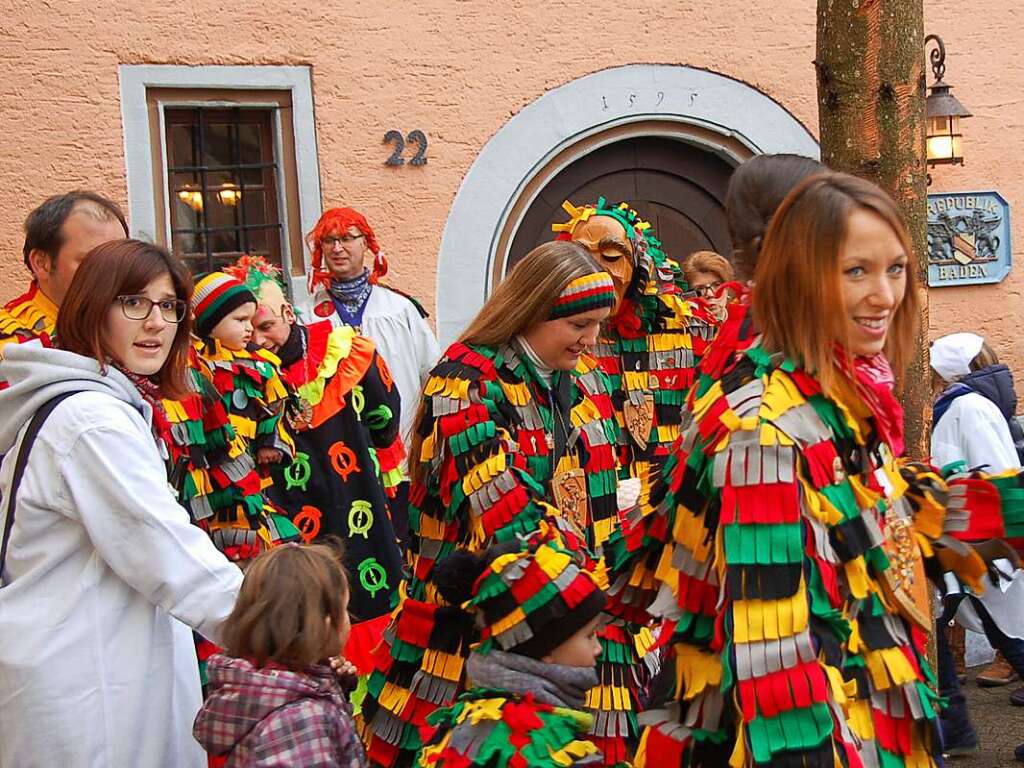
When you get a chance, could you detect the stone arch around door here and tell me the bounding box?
[435,64,819,345]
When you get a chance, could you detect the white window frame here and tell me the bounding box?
[119,64,321,307]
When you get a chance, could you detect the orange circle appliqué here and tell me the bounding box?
[293,505,322,543]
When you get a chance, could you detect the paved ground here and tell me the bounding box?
[951,667,1023,768]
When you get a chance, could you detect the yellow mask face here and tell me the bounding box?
[570,215,634,312]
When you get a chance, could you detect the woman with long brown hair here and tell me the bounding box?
[0,240,242,767]
[361,240,643,767]
[606,172,1024,767]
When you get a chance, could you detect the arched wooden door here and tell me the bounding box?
[507,136,735,274]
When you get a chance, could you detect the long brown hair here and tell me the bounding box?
[57,239,194,398]
[406,241,605,485]
[752,172,920,391]
[458,240,605,346]
[221,539,350,670]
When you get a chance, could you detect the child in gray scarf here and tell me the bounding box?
[415,527,618,767]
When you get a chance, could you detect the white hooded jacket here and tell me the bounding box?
[0,343,242,768]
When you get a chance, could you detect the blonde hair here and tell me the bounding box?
[220,539,349,671]
[970,341,999,372]
[682,250,733,285]
[459,241,605,346]
[753,172,919,392]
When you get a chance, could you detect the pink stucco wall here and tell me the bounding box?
[1,0,1020,375]
[923,2,1024,369]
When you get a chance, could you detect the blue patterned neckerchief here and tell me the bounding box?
[328,269,372,326]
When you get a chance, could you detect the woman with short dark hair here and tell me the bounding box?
[689,153,827,363]
[0,239,242,767]
[724,153,826,282]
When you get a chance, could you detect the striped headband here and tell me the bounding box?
[548,271,616,320]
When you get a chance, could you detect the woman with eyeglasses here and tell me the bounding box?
[682,249,734,321]
[0,239,242,767]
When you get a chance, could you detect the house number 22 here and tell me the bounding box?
[384,130,427,166]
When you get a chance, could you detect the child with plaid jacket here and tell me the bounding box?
[193,540,366,768]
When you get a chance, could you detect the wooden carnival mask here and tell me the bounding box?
[570,215,635,313]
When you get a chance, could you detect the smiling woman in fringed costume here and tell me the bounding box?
[604,172,1024,768]
[360,240,652,767]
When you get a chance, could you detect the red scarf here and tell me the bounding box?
[834,347,905,457]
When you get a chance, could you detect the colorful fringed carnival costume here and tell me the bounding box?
[190,272,295,561]
[160,347,298,561]
[603,318,1024,767]
[0,281,56,355]
[554,199,716,502]
[360,275,636,767]
[553,199,718,755]
[228,252,408,674]
[418,527,617,768]
[0,281,57,389]
[143,347,282,694]
[270,321,406,668]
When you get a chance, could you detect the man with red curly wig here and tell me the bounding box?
[307,207,439,544]
[307,208,439,442]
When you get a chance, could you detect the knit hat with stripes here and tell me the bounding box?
[192,271,257,338]
[432,526,607,659]
[548,271,617,320]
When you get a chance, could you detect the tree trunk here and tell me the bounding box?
[815,0,930,459]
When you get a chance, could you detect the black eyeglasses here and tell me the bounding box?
[692,282,723,298]
[322,233,364,248]
[116,295,188,323]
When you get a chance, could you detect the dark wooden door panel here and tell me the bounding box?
[507,136,735,274]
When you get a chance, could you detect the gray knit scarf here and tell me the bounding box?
[466,650,598,710]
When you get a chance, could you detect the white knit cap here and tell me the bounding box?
[930,332,985,382]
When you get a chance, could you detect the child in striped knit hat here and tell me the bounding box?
[417,524,617,768]
[189,271,297,563]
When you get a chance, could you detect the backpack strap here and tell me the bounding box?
[1,391,82,579]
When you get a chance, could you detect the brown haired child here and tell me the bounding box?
[193,540,367,767]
